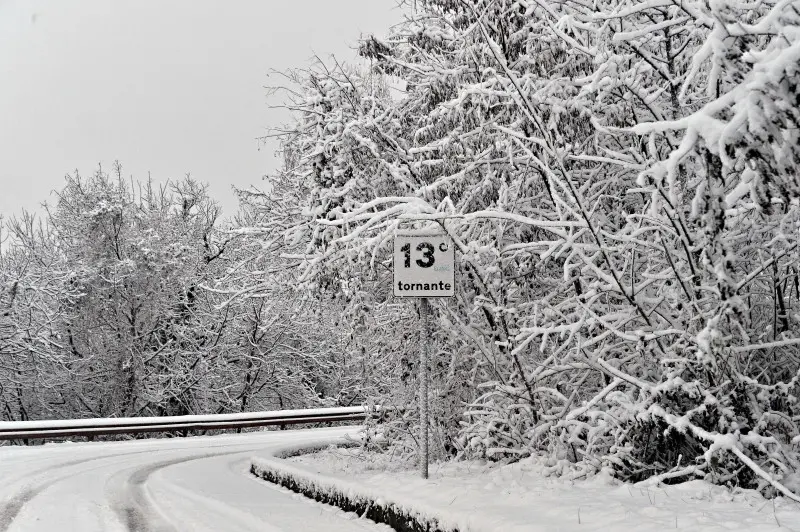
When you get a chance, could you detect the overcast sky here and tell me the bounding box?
[0,0,402,220]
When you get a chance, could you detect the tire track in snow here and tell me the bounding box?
[0,435,274,528]
[0,430,368,531]
[142,460,286,532]
[0,449,158,531]
[110,451,247,532]
[0,488,37,532]
[0,440,262,531]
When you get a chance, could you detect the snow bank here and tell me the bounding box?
[251,454,467,532]
[252,447,800,532]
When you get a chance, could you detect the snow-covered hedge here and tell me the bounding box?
[250,454,462,532]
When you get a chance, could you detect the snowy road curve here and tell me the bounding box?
[0,427,389,532]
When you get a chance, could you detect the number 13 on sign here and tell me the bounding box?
[394,233,455,298]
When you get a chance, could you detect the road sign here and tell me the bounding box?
[393,232,455,298]
[393,231,455,478]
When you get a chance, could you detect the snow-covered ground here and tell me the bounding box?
[4,425,799,532]
[285,447,800,532]
[0,427,389,532]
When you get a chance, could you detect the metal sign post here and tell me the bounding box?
[393,231,455,479]
[418,296,430,479]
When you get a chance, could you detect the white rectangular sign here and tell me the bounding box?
[393,232,455,298]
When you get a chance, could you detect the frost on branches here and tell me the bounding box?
[252,0,800,497]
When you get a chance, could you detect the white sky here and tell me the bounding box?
[0,0,402,219]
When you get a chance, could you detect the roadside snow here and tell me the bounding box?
[0,427,389,531]
[280,448,800,531]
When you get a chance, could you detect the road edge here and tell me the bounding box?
[250,451,461,532]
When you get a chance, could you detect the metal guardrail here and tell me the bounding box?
[0,406,374,441]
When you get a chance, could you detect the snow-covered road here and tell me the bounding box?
[0,427,388,532]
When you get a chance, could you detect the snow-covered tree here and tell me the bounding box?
[254,0,800,497]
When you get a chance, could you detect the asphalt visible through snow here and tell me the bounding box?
[0,427,389,532]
